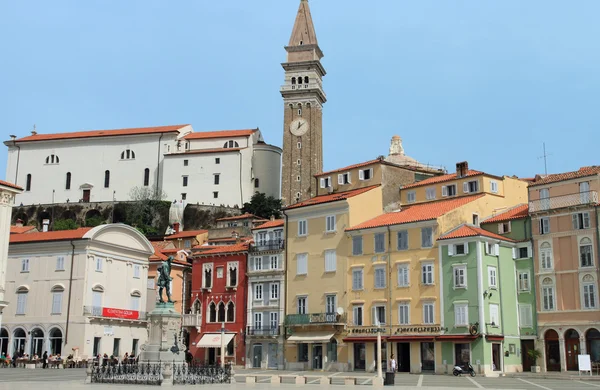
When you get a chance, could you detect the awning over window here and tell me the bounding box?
[196,333,235,348]
[287,331,335,343]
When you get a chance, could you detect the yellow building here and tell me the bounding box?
[282,185,383,371]
[343,162,528,373]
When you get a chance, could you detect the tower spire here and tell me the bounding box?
[288,0,318,47]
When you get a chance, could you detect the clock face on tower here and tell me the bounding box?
[290,118,309,136]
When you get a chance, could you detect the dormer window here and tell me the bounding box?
[359,168,373,181]
[463,180,479,193]
[442,184,457,197]
[224,140,239,148]
[338,173,351,185]
[320,177,331,188]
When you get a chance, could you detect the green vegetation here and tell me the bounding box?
[242,192,282,219]
[53,219,79,231]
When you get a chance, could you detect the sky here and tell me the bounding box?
[2,0,600,181]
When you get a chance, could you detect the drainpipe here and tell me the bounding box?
[495,241,507,373]
[12,139,21,185]
[156,133,165,197]
[65,240,76,345]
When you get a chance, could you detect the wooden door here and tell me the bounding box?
[521,340,534,371]
[566,338,580,371]
[83,189,91,203]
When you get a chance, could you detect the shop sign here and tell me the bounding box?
[308,313,338,324]
[394,325,441,334]
[102,307,139,320]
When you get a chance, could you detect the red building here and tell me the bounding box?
[188,243,248,366]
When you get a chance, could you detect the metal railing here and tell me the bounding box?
[285,312,347,326]
[83,306,146,320]
[246,326,280,336]
[529,191,598,213]
[182,313,202,328]
[250,239,285,252]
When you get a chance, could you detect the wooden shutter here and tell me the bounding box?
[320,178,325,188]
[512,247,517,259]
[584,213,590,228]
[338,174,343,185]
[463,182,469,193]
[442,186,448,197]
[464,242,470,254]
[526,243,532,258]
[572,214,579,230]
[447,245,454,256]
[359,170,364,180]
[494,244,499,256]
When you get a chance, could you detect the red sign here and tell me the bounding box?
[102,307,139,320]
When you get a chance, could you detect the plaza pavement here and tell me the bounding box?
[1,367,600,390]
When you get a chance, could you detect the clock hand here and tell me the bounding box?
[297,122,301,130]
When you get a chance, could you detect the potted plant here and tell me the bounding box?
[528,349,542,373]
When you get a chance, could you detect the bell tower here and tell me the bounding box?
[280,0,326,206]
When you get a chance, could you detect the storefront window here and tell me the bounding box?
[327,339,338,362]
[454,343,470,365]
[587,328,600,362]
[298,343,308,362]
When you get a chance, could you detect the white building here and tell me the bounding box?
[5,125,281,207]
[0,224,154,359]
[246,218,285,369]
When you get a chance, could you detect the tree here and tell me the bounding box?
[126,187,170,235]
[241,192,282,219]
[53,219,79,231]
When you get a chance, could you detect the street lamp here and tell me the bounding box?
[376,319,383,382]
[220,322,226,369]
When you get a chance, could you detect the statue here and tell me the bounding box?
[157,256,174,303]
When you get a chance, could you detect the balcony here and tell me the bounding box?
[246,326,281,337]
[83,306,146,321]
[285,313,347,326]
[182,313,202,329]
[250,240,285,253]
[529,191,598,213]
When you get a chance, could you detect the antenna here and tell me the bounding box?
[538,143,552,176]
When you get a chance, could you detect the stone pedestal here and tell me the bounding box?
[140,303,186,363]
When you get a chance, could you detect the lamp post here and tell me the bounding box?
[376,319,383,382]
[220,322,225,369]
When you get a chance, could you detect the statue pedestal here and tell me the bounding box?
[140,302,185,363]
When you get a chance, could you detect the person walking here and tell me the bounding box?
[42,351,48,369]
[389,354,397,373]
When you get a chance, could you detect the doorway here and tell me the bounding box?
[13,328,26,356]
[208,348,216,365]
[253,344,262,368]
[521,340,535,372]
[83,189,91,203]
[420,342,435,371]
[312,345,323,370]
[397,343,410,372]
[545,329,560,371]
[565,329,580,371]
[492,343,501,371]
[354,343,366,371]
[30,328,44,357]
[268,343,278,369]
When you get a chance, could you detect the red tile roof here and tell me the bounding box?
[252,219,284,230]
[285,185,381,210]
[13,125,187,143]
[317,159,382,177]
[529,166,600,187]
[0,180,23,191]
[9,228,92,243]
[346,194,485,231]
[402,170,485,189]
[216,213,256,222]
[150,242,170,261]
[438,225,516,242]
[165,147,245,156]
[10,226,37,234]
[165,230,208,240]
[183,129,257,140]
[483,204,529,224]
[195,243,249,256]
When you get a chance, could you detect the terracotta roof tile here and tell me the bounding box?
[216,213,256,222]
[183,129,257,140]
[10,226,37,234]
[346,194,484,231]
[13,125,187,143]
[252,219,284,230]
[529,166,600,187]
[165,147,245,156]
[438,224,516,242]
[195,243,249,256]
[483,204,529,224]
[0,180,23,191]
[317,159,382,176]
[9,228,92,243]
[165,230,208,240]
[285,185,381,210]
[402,170,485,189]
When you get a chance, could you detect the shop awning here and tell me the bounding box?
[436,334,480,341]
[287,331,335,343]
[485,335,504,342]
[343,336,389,343]
[196,333,235,348]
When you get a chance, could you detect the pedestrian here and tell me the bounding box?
[43,351,48,369]
[389,354,397,373]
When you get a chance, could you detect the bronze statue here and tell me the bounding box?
[157,256,174,303]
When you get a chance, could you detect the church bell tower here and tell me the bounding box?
[280,0,326,206]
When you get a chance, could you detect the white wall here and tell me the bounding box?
[253,144,282,199]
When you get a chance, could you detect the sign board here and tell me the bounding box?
[102,307,139,320]
[578,354,591,375]
[104,326,114,336]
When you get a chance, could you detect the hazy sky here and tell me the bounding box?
[2,0,599,181]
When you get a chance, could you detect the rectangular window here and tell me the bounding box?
[254,312,262,328]
[182,176,188,187]
[95,258,103,272]
[454,303,468,326]
[423,303,434,324]
[270,255,278,270]
[51,292,63,314]
[92,291,102,308]
[485,243,499,256]
[490,180,498,194]
[539,217,550,234]
[353,305,363,326]
[338,172,351,185]
[326,295,336,314]
[254,178,259,188]
[542,286,555,311]
[398,303,410,325]
[518,304,533,327]
[498,221,511,234]
[324,250,337,272]
[442,184,457,197]
[270,283,279,300]
[463,180,479,193]
[147,277,155,289]
[352,236,363,255]
[541,245,553,269]
[359,168,372,181]
[374,267,386,289]
[454,266,467,288]
[253,256,263,271]
[298,220,307,236]
[426,187,436,200]
[454,244,466,255]
[56,257,65,271]
[254,284,263,300]
[133,265,140,279]
[517,247,529,259]
[132,339,139,357]
[296,253,308,275]
[572,212,591,230]
[270,312,278,328]
[352,268,364,290]
[319,177,332,188]
[407,191,416,203]
[113,338,121,357]
[181,193,187,200]
[21,258,29,272]
[581,243,594,267]
[421,227,433,248]
[373,305,386,325]
[297,296,307,315]
[184,239,191,248]
[397,230,408,250]
[518,272,530,291]
[130,295,140,311]
[422,262,434,285]
[215,158,220,164]
[489,304,499,326]
[397,264,409,287]
[375,233,386,253]
[213,191,218,199]
[16,292,27,315]
[325,215,336,232]
[93,337,101,357]
[488,266,497,288]
[183,159,189,166]
[583,283,597,309]
[214,174,220,185]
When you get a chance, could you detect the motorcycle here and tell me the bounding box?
[453,363,476,377]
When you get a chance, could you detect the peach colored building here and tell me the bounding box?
[528,166,600,372]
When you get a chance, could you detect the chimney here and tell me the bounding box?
[456,161,469,178]
[31,130,37,136]
[42,219,50,232]
[270,215,275,221]
[173,222,180,234]
[15,219,23,227]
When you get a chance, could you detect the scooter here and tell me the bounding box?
[453,363,476,377]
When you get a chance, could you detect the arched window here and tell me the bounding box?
[26,174,32,192]
[223,140,240,149]
[298,77,303,84]
[130,290,141,311]
[226,302,234,322]
[540,242,552,270]
[104,170,110,188]
[143,168,150,187]
[541,277,555,311]
[228,265,238,287]
[121,149,135,160]
[49,328,63,355]
[217,302,226,322]
[304,76,309,84]
[92,285,104,315]
[209,302,217,323]
[580,237,594,267]
[291,77,296,85]
[16,286,28,315]
[45,154,59,164]
[51,285,64,315]
[193,300,201,315]
[65,172,71,190]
